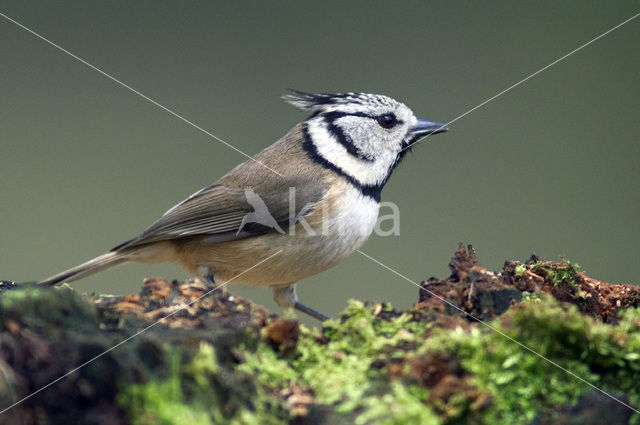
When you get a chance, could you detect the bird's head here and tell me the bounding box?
[283,91,447,190]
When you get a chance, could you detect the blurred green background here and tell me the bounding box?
[2,1,639,324]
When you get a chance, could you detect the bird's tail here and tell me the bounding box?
[38,251,128,286]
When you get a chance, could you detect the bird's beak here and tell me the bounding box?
[409,119,449,138]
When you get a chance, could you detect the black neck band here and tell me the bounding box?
[301,123,383,202]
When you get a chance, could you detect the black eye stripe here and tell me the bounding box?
[320,111,404,125]
[321,111,370,120]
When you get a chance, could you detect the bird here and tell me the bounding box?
[38,91,448,321]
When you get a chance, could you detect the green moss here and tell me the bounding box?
[118,353,213,425]
[436,295,640,424]
[531,260,581,289]
[520,291,542,302]
[514,264,527,277]
[116,297,640,425]
[0,284,96,330]
[185,342,220,383]
[240,301,438,423]
[119,343,289,425]
[240,298,640,424]
[355,383,439,425]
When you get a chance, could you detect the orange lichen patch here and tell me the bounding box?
[104,277,272,329]
[5,320,21,336]
[143,277,173,301]
[121,294,141,303]
[263,318,299,355]
[115,301,145,314]
[178,281,208,300]
[115,293,145,314]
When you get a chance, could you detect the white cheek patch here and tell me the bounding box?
[307,119,400,187]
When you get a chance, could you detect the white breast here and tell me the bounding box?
[326,186,379,252]
[285,183,379,274]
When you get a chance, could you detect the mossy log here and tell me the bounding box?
[1,245,639,425]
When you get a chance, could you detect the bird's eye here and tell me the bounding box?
[377,113,398,129]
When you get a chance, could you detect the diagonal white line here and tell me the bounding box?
[356,249,640,414]
[0,11,283,177]
[0,250,283,415]
[403,10,640,152]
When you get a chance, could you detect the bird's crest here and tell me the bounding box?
[282,90,394,112]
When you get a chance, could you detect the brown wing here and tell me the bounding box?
[112,176,325,251]
[113,123,327,251]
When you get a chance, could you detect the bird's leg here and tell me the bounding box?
[195,267,225,294]
[205,271,215,285]
[294,301,331,322]
[273,284,331,322]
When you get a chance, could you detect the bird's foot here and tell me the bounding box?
[294,301,331,322]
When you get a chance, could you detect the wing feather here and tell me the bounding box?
[113,178,324,251]
[113,123,327,252]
